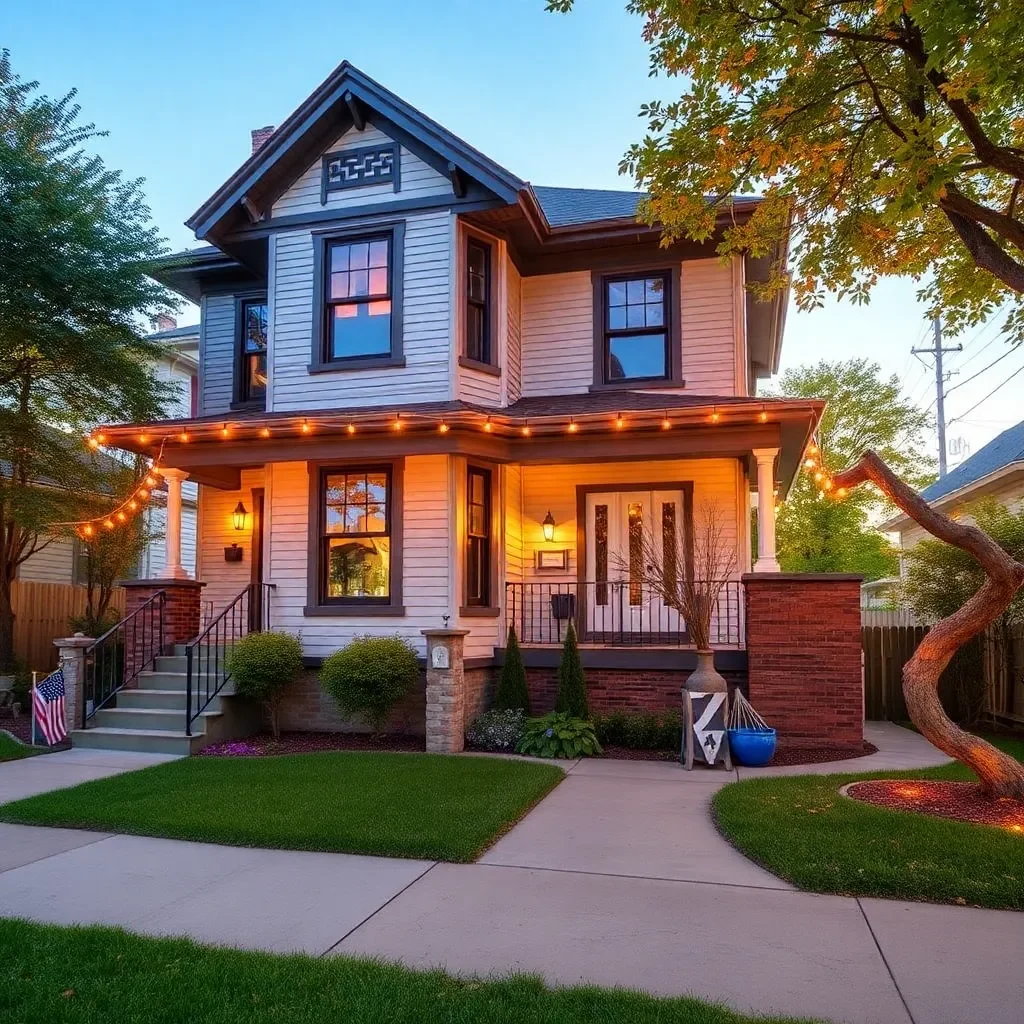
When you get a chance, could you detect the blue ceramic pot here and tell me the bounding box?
[728,727,777,767]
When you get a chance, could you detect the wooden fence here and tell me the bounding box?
[10,581,125,674]
[863,621,1024,725]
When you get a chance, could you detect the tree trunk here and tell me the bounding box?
[0,576,15,676]
[833,451,1024,798]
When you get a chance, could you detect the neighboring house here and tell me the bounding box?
[17,319,200,586]
[85,62,865,755]
[883,418,1024,555]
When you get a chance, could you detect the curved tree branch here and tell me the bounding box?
[942,208,1024,294]
[833,451,1024,797]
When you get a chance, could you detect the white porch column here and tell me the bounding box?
[161,468,190,579]
[752,448,781,573]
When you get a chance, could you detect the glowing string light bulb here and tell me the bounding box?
[438,421,449,434]
[567,418,578,434]
[521,421,531,437]
[615,413,625,430]
[260,426,271,439]
[483,416,493,433]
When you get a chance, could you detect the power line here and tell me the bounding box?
[945,341,1023,396]
[948,362,1024,424]
[911,318,961,476]
[952,307,1011,370]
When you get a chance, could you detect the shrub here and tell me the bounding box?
[516,712,602,759]
[494,626,531,713]
[228,631,304,740]
[594,710,683,751]
[320,634,419,734]
[554,620,588,718]
[466,708,526,752]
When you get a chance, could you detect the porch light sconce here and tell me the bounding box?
[542,510,556,543]
[233,501,248,532]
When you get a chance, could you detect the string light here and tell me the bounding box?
[138,433,149,445]
[179,431,189,443]
[567,418,579,433]
[300,418,312,434]
[438,421,449,434]
[393,414,403,431]
[804,458,817,469]
[260,426,271,438]
[137,488,149,500]
[145,474,158,487]
[759,406,768,423]
[82,524,94,537]
[615,413,625,430]
[483,416,493,433]
[710,407,720,424]
[347,423,356,435]
[87,437,100,450]
[521,422,531,437]
[103,519,115,530]
[661,413,671,430]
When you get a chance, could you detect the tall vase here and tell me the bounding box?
[684,649,728,693]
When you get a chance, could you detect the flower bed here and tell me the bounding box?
[199,731,424,757]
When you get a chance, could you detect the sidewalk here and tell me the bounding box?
[0,723,1019,1024]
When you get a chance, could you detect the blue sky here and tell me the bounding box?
[5,0,1020,463]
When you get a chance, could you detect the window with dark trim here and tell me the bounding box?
[465,238,491,364]
[319,467,392,604]
[465,466,491,606]
[603,273,669,382]
[238,299,268,404]
[310,223,406,372]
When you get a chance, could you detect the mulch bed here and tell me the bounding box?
[597,740,878,766]
[846,779,1024,831]
[198,731,424,757]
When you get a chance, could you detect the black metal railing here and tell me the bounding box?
[82,591,166,727]
[185,582,274,735]
[504,580,743,648]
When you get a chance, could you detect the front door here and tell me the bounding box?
[584,490,686,642]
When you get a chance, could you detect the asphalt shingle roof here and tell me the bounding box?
[921,419,1024,503]
[147,324,200,342]
[532,186,645,227]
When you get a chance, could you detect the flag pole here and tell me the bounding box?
[30,670,37,747]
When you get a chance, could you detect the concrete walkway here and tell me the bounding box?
[1,723,1021,1024]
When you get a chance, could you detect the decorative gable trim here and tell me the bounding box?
[321,143,400,203]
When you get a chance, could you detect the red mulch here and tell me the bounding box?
[198,731,424,757]
[768,740,878,766]
[847,779,1024,830]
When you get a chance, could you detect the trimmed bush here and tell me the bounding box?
[466,708,526,752]
[554,620,588,718]
[228,632,304,740]
[594,710,683,751]
[517,712,602,759]
[494,626,531,713]
[320,634,419,734]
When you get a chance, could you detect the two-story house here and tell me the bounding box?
[82,62,864,756]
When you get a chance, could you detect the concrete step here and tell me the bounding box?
[136,671,228,692]
[70,727,203,756]
[93,706,223,733]
[117,688,227,713]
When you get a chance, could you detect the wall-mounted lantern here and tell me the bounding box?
[233,501,248,532]
[542,510,556,543]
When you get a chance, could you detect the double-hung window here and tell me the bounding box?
[465,238,492,365]
[325,235,393,361]
[320,467,392,604]
[603,272,670,382]
[465,467,492,606]
[237,298,268,405]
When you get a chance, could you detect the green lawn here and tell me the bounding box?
[0,919,823,1024]
[0,732,36,763]
[0,751,563,862]
[713,733,1024,910]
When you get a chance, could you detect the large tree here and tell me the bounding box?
[0,51,172,673]
[550,1,1024,795]
[772,359,930,578]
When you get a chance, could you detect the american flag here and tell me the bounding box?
[33,667,68,745]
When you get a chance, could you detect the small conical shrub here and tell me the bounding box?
[555,619,589,718]
[495,625,531,713]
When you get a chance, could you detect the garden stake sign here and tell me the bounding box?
[682,691,732,771]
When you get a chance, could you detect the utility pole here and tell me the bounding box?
[912,317,962,477]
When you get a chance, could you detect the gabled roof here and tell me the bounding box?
[532,186,645,227]
[147,324,199,343]
[187,61,526,240]
[921,419,1024,504]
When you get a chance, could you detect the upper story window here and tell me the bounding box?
[465,238,492,365]
[233,295,268,408]
[592,267,681,389]
[310,223,406,373]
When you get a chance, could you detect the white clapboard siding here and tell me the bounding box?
[271,210,453,410]
[506,259,522,403]
[200,294,236,416]
[519,260,741,398]
[681,259,739,396]
[272,123,452,218]
[264,457,450,659]
[520,271,593,396]
[152,356,195,419]
[17,537,75,584]
[197,469,265,617]
[504,463,524,584]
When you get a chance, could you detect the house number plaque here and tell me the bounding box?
[430,646,450,670]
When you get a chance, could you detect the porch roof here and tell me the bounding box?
[95,393,822,493]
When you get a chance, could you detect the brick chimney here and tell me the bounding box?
[153,314,177,333]
[251,125,275,154]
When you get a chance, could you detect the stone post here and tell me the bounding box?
[422,629,470,754]
[53,633,94,735]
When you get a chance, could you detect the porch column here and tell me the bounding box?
[752,447,781,573]
[162,468,190,579]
